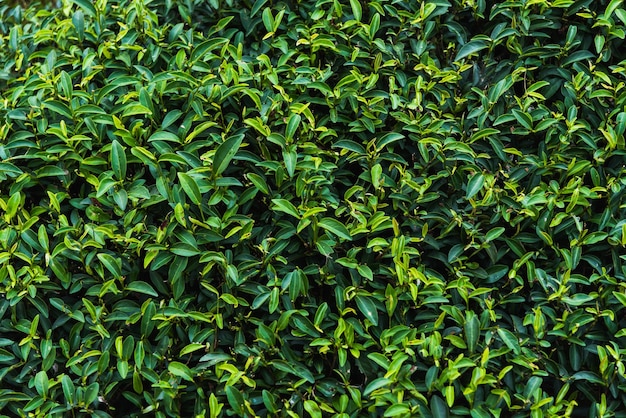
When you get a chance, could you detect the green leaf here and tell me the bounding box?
[126,281,158,297]
[350,0,362,21]
[605,0,624,18]
[190,38,229,64]
[84,382,99,405]
[72,10,84,40]
[34,371,49,397]
[43,100,73,119]
[283,145,297,178]
[61,375,75,405]
[466,173,484,200]
[511,109,533,130]
[371,163,382,189]
[69,0,97,16]
[213,133,244,177]
[262,7,274,32]
[111,140,127,181]
[304,400,322,418]
[122,103,152,117]
[59,71,73,99]
[226,386,245,415]
[148,130,181,143]
[455,39,489,61]
[97,253,122,279]
[363,377,391,397]
[571,371,604,385]
[376,132,404,151]
[6,192,21,220]
[250,0,269,17]
[168,361,194,381]
[178,172,203,205]
[271,198,300,218]
[464,311,480,354]
[247,173,270,195]
[497,328,521,355]
[333,139,366,155]
[485,227,505,242]
[34,166,68,178]
[355,295,379,326]
[384,404,410,417]
[318,218,352,240]
[285,113,301,141]
[430,395,449,418]
[180,343,205,356]
[469,128,500,143]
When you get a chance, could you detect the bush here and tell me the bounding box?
[1,0,626,416]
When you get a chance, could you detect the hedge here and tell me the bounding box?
[1,0,626,416]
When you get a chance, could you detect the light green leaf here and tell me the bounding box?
[168,361,194,381]
[350,0,362,21]
[5,192,21,220]
[271,198,300,218]
[304,400,322,418]
[122,103,152,117]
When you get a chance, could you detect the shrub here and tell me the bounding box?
[1,0,626,416]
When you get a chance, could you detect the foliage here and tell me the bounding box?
[1,0,626,416]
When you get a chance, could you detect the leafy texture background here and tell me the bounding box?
[1,0,626,416]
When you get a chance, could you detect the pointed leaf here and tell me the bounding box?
[350,0,362,21]
[271,198,300,218]
[213,133,244,177]
[178,172,202,205]
[466,173,485,200]
[111,140,127,180]
[168,361,194,381]
[455,39,489,61]
[497,328,521,355]
[318,217,352,240]
[97,253,122,279]
[126,281,159,297]
[355,295,379,326]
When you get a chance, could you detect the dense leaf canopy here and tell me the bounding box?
[1,0,626,416]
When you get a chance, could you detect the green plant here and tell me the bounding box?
[1,0,626,417]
